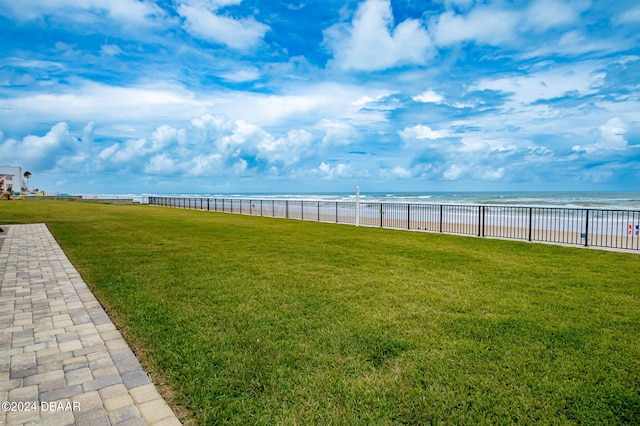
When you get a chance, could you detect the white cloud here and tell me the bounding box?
[324,0,433,71]
[431,7,520,46]
[438,0,474,11]
[190,113,235,135]
[82,121,95,144]
[443,164,464,180]
[99,143,119,161]
[598,117,629,150]
[615,5,640,24]
[483,167,506,180]
[524,0,587,32]
[572,117,629,153]
[0,0,165,28]
[21,122,77,162]
[391,166,411,178]
[101,44,123,56]
[214,120,267,153]
[472,63,603,105]
[400,124,448,143]
[152,125,186,148]
[0,122,80,170]
[219,68,261,82]
[458,137,516,153]
[177,2,269,50]
[318,119,358,146]
[257,129,314,165]
[106,124,185,164]
[145,153,180,174]
[412,89,444,103]
[431,0,587,47]
[0,78,400,141]
[111,138,148,162]
[317,162,353,179]
[188,153,223,176]
[232,159,248,174]
[519,30,625,59]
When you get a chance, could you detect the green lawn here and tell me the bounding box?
[2,200,639,425]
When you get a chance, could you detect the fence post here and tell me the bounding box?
[380,203,383,227]
[407,204,411,229]
[317,201,320,221]
[584,209,590,247]
[355,186,360,227]
[528,207,533,241]
[286,200,289,219]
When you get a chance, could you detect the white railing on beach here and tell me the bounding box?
[147,197,640,251]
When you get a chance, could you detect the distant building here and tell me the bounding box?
[0,165,23,193]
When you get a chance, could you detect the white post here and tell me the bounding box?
[355,186,360,227]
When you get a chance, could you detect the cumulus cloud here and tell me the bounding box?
[400,124,449,142]
[87,113,322,179]
[318,119,358,146]
[572,117,629,154]
[257,129,314,165]
[0,122,80,170]
[324,0,433,71]
[105,124,185,164]
[177,0,269,50]
[188,153,223,176]
[391,166,411,178]
[99,143,119,161]
[145,153,180,175]
[317,162,353,179]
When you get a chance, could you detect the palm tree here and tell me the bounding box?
[23,171,31,191]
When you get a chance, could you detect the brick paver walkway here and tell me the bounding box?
[0,224,181,425]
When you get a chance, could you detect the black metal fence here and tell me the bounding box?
[148,197,640,251]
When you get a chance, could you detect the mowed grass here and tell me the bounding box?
[2,200,640,425]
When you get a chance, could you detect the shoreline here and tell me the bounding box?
[79,191,640,211]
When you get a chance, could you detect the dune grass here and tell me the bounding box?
[2,200,640,424]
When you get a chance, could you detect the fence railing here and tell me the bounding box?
[148,197,640,251]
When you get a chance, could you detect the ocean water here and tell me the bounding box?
[88,191,640,211]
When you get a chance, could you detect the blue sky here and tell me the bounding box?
[0,0,639,194]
